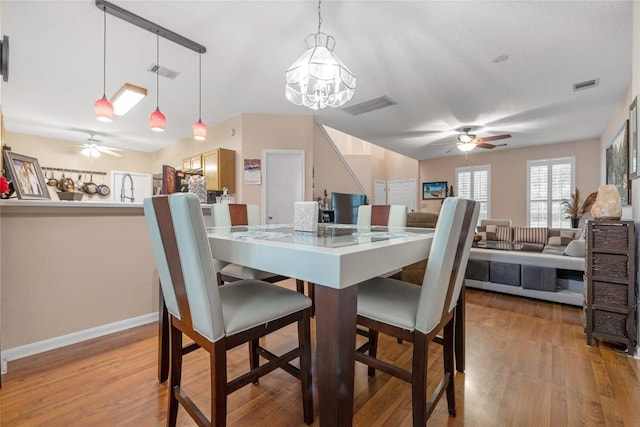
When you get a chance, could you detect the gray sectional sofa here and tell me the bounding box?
[465,219,586,306]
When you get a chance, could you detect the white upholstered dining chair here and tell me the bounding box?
[210,203,291,286]
[144,194,313,427]
[354,197,479,426]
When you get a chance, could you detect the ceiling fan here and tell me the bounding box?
[73,134,123,158]
[448,127,511,153]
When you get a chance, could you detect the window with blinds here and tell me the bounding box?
[527,157,574,227]
[455,165,490,223]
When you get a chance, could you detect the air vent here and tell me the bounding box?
[148,63,180,80]
[573,78,599,92]
[341,96,398,116]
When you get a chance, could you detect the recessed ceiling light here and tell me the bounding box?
[492,55,509,63]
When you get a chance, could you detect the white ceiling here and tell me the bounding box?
[1,1,632,160]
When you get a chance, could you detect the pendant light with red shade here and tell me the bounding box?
[150,34,166,132]
[193,52,207,140]
[94,9,114,122]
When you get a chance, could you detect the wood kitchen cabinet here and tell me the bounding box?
[203,148,235,193]
[182,155,202,171]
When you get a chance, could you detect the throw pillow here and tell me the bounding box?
[476,224,497,241]
[514,227,548,245]
[564,239,586,257]
[496,225,512,242]
[548,229,575,246]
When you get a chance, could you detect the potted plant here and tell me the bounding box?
[562,188,597,228]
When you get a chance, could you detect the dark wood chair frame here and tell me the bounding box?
[151,196,313,426]
[355,200,476,425]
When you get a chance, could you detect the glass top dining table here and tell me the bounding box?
[207,223,434,426]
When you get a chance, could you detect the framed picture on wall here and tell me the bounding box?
[2,150,50,199]
[629,97,638,180]
[422,181,447,200]
[605,120,630,205]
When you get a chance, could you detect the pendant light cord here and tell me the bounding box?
[198,53,202,121]
[156,34,160,109]
[317,0,322,33]
[102,10,107,95]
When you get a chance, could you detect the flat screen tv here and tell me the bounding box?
[422,181,447,200]
[331,192,367,224]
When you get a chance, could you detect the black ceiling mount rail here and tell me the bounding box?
[95,0,206,54]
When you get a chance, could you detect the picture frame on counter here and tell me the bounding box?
[2,150,49,200]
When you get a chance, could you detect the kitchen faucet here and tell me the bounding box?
[120,173,135,202]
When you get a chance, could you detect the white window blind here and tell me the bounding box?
[527,157,574,227]
[456,165,490,223]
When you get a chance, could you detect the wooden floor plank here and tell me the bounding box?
[1,288,639,426]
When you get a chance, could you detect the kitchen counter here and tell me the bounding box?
[0,197,218,366]
[0,199,143,208]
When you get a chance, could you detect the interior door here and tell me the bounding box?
[263,150,305,224]
[374,179,387,205]
[388,179,417,212]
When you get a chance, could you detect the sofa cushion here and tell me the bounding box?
[514,227,548,245]
[564,239,586,257]
[406,212,438,228]
[496,225,512,241]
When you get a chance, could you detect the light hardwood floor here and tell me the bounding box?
[1,285,639,426]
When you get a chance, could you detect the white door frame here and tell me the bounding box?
[262,149,305,224]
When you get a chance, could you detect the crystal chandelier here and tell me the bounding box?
[285,0,356,110]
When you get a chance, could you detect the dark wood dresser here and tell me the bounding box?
[585,220,636,355]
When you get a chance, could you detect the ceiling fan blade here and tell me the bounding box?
[98,148,123,157]
[477,142,508,149]
[97,146,123,152]
[476,134,511,143]
[476,142,496,149]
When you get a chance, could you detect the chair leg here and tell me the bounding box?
[367,329,379,377]
[167,323,183,427]
[308,282,315,317]
[412,333,428,427]
[210,342,228,427]
[298,310,314,425]
[296,280,315,317]
[249,338,260,384]
[455,286,465,373]
[444,317,456,416]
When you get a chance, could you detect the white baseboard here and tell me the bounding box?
[1,312,158,374]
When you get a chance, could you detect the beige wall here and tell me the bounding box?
[240,114,315,212]
[319,124,419,204]
[312,123,363,199]
[7,132,153,174]
[419,139,601,225]
[0,206,157,350]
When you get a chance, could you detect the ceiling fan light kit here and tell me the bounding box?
[457,133,475,143]
[81,145,101,158]
[454,126,511,152]
[285,0,356,110]
[457,142,476,152]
